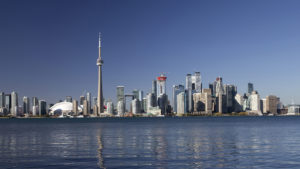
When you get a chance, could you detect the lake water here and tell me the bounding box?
[1,117,300,168]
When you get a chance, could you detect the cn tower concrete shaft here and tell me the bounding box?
[97,33,104,114]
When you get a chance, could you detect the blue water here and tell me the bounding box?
[1,117,300,168]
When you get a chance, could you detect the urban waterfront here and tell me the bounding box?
[1,117,300,168]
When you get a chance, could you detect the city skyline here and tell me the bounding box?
[1,0,300,105]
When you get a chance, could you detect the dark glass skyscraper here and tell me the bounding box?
[248,83,254,94]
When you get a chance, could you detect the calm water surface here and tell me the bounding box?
[1,117,300,168]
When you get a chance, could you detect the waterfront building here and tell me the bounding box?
[146,93,156,112]
[261,99,267,114]
[266,95,278,115]
[72,100,78,115]
[185,74,193,113]
[39,100,47,116]
[117,100,125,116]
[248,83,254,94]
[11,91,18,116]
[192,72,202,93]
[209,83,215,97]
[32,97,38,107]
[117,86,125,103]
[152,80,157,106]
[287,104,300,115]
[80,96,85,106]
[177,92,186,114]
[142,97,147,113]
[234,94,244,112]
[83,100,88,116]
[66,96,72,102]
[172,84,185,113]
[86,92,91,114]
[0,92,5,108]
[158,94,168,115]
[249,91,262,115]
[106,102,114,115]
[23,96,30,115]
[49,101,83,116]
[92,97,97,107]
[93,105,98,116]
[157,74,167,96]
[224,84,237,112]
[193,92,213,115]
[131,99,141,115]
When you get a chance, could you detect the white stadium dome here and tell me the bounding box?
[49,101,83,115]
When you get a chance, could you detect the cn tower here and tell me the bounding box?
[97,33,104,114]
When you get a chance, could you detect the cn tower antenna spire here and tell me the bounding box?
[98,32,101,48]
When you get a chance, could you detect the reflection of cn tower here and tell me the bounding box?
[97,33,104,114]
[157,74,167,95]
[97,131,106,169]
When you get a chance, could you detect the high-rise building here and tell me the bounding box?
[192,72,202,93]
[186,74,193,113]
[215,77,224,96]
[39,100,47,116]
[234,94,244,112]
[224,84,237,112]
[106,102,114,115]
[5,94,11,113]
[83,100,88,116]
[117,101,125,116]
[177,92,186,114]
[117,86,125,103]
[132,89,139,100]
[158,94,168,115]
[172,85,185,113]
[80,96,85,105]
[249,91,261,115]
[66,96,72,102]
[23,96,30,115]
[152,80,157,106]
[157,74,167,96]
[131,99,141,115]
[266,95,277,115]
[142,98,147,113]
[93,97,97,107]
[193,92,213,115]
[72,100,78,115]
[97,33,104,114]
[248,83,254,94]
[32,97,38,106]
[0,92,5,108]
[11,91,18,116]
[86,92,91,115]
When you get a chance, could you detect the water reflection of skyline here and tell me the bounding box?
[1,118,300,168]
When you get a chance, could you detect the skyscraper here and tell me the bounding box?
[0,92,5,108]
[97,33,104,114]
[23,96,30,115]
[72,100,78,115]
[86,92,91,114]
[5,94,11,113]
[192,72,202,93]
[117,100,125,116]
[172,85,185,113]
[117,86,125,103]
[80,96,85,105]
[157,74,167,96]
[11,91,18,116]
[177,92,186,114]
[83,100,88,116]
[185,74,193,113]
[248,83,254,94]
[39,100,47,116]
[266,95,278,115]
[106,102,114,115]
[152,80,157,106]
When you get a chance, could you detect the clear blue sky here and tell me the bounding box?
[1,0,300,105]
